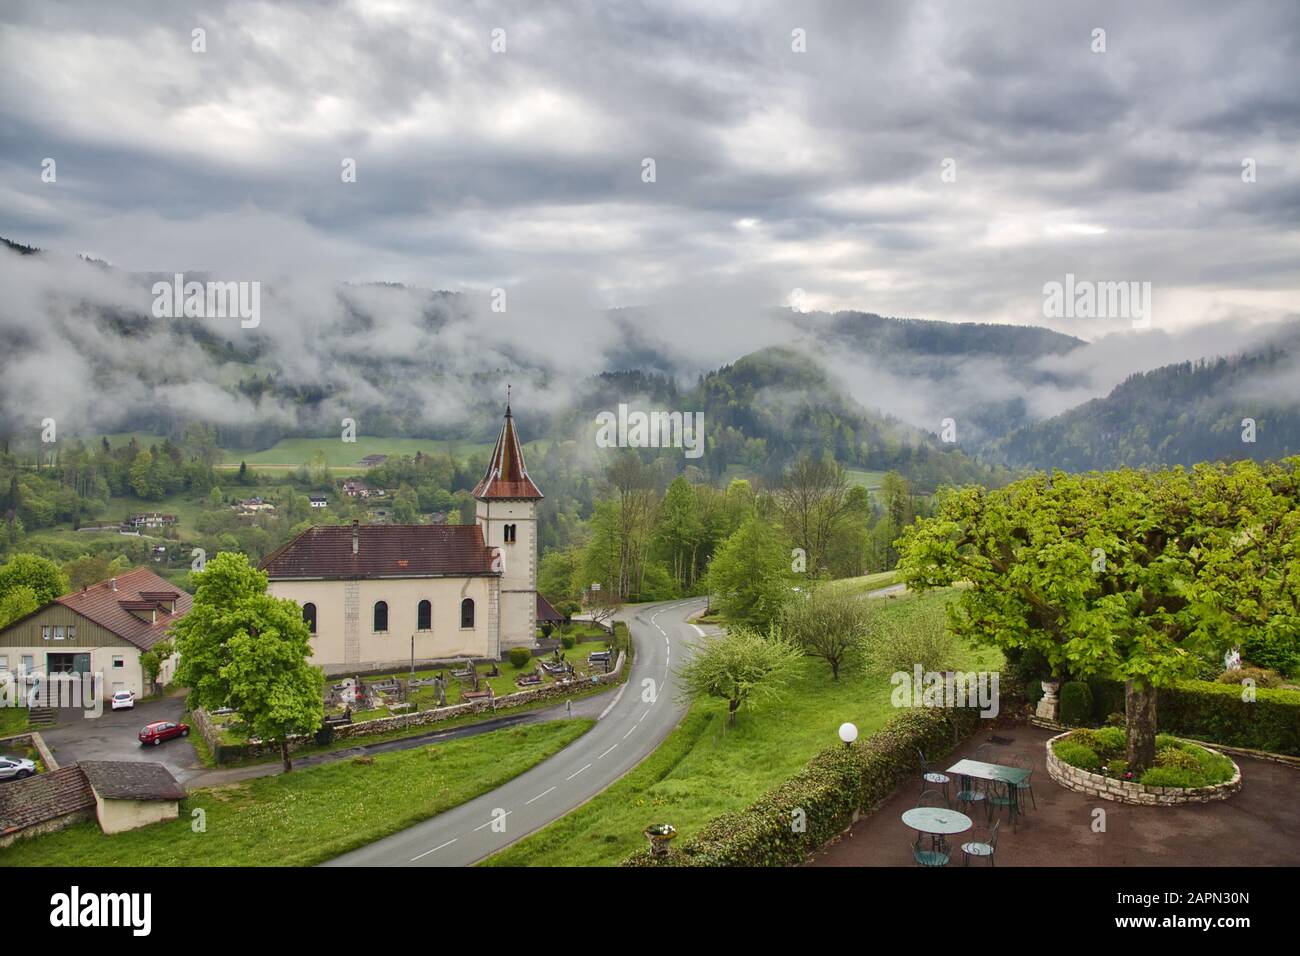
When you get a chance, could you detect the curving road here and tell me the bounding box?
[323,597,712,867]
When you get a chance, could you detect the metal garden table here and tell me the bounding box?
[946,758,1032,825]
[901,806,972,863]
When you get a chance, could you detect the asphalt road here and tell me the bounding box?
[323,597,711,867]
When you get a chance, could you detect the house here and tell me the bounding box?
[125,513,177,530]
[0,567,189,698]
[263,403,541,674]
[0,759,185,846]
[359,454,388,466]
[233,497,276,513]
[309,495,328,509]
[343,480,371,498]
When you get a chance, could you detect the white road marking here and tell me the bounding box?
[410,838,457,862]
[622,725,637,740]
[525,786,556,805]
[566,763,591,781]
[638,707,649,723]
[473,810,511,832]
[598,681,627,720]
[598,744,617,759]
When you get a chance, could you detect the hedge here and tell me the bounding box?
[1158,681,1300,756]
[1058,681,1093,726]
[622,705,980,867]
[1079,677,1300,756]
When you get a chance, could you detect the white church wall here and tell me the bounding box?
[268,575,497,673]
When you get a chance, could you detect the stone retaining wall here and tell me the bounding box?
[0,730,59,770]
[1045,731,1242,805]
[196,648,627,764]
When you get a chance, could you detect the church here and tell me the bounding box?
[262,404,543,675]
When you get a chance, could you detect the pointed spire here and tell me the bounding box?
[473,398,543,500]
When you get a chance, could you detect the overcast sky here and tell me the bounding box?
[2,0,1297,347]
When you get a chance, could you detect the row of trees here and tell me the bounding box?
[539,452,925,612]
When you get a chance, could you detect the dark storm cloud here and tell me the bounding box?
[0,0,1297,434]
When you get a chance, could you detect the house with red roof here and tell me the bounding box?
[262,404,543,674]
[0,567,189,699]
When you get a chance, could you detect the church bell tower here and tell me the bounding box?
[472,398,543,653]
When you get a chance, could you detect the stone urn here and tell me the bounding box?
[1036,680,1061,721]
[644,823,677,858]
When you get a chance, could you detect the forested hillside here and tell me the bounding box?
[993,344,1300,470]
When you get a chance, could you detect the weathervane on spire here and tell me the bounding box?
[506,383,512,416]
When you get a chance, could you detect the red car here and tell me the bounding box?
[138,720,190,747]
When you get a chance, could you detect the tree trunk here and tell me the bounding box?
[280,739,293,773]
[830,658,840,681]
[1125,680,1157,771]
[727,698,740,726]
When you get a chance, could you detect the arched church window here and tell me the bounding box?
[373,601,388,633]
[303,603,316,634]
[460,598,475,629]
[418,599,432,631]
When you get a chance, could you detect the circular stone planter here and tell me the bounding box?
[1045,732,1241,806]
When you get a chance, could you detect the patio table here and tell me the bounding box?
[901,807,972,864]
[946,758,1032,824]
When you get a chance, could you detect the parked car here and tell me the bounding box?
[0,755,36,782]
[138,721,189,747]
[110,690,135,710]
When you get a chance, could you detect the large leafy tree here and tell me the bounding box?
[172,552,323,771]
[778,454,851,579]
[898,460,1300,771]
[705,514,792,630]
[654,476,704,591]
[0,585,39,629]
[0,553,69,606]
[779,584,873,680]
[675,626,803,726]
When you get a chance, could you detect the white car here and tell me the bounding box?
[0,755,36,782]
[110,691,135,711]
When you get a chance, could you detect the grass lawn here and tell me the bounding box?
[0,719,593,867]
[484,589,1001,867]
[216,437,551,469]
[845,468,887,491]
[824,570,903,596]
[0,707,30,738]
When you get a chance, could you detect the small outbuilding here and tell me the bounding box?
[78,761,187,834]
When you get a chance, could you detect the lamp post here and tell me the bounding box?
[839,722,858,749]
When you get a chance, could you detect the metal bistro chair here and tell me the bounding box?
[986,778,1019,830]
[916,748,951,806]
[1010,754,1037,814]
[961,819,1000,867]
[910,790,952,867]
[955,743,995,813]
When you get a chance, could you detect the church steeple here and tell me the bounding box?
[472,399,543,500]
